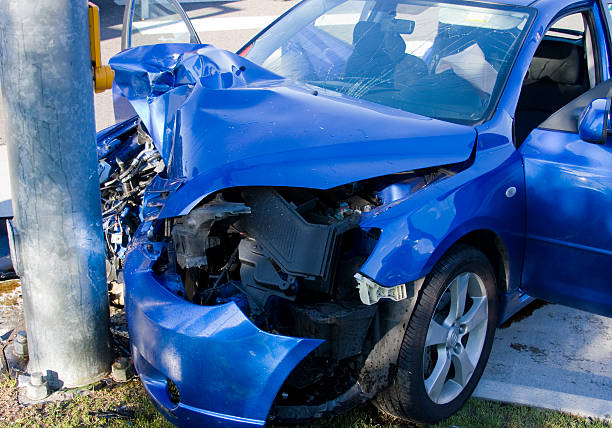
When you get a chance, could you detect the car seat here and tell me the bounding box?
[344,21,406,85]
[515,39,588,144]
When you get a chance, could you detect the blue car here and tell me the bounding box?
[94,0,612,425]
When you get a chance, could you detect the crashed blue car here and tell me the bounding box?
[92,0,612,425]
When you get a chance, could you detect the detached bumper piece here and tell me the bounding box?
[124,224,322,427]
[354,273,410,305]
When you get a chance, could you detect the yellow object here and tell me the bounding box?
[88,3,114,93]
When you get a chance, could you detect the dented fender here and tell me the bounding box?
[358,142,526,290]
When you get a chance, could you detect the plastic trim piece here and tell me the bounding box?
[354,273,411,305]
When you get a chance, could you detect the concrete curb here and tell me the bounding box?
[474,379,612,422]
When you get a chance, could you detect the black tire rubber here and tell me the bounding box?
[374,244,498,424]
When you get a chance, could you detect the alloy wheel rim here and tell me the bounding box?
[423,272,488,405]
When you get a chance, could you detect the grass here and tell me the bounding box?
[297,400,611,428]
[0,378,169,428]
[0,378,609,428]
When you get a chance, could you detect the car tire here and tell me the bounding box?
[374,244,498,423]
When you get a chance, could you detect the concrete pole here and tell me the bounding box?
[0,0,112,387]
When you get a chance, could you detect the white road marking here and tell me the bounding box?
[131,13,361,35]
[131,15,278,35]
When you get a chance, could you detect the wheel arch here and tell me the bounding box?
[417,228,511,303]
[455,229,510,295]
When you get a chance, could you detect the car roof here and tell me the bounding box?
[491,0,534,6]
[532,0,597,7]
[416,0,598,12]
[487,0,598,9]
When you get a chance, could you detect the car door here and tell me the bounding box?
[114,0,200,121]
[519,81,612,317]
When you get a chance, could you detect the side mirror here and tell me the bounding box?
[578,98,610,144]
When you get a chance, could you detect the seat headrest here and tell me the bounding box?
[353,22,385,57]
[527,39,583,85]
[352,21,406,61]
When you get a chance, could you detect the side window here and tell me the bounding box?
[515,11,600,145]
[123,0,199,50]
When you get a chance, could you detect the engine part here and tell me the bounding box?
[239,239,297,313]
[172,195,250,269]
[100,123,163,285]
[238,188,359,295]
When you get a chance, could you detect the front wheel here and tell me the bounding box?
[375,245,498,423]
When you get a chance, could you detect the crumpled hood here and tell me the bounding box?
[110,44,477,218]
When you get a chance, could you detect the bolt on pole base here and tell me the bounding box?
[3,330,29,379]
[25,372,49,401]
[111,357,131,382]
[16,371,88,405]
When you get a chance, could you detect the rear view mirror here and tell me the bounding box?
[386,19,416,35]
[578,98,610,144]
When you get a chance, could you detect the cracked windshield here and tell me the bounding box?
[246,0,533,124]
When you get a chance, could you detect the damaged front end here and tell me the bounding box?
[106,43,475,425]
[127,173,454,425]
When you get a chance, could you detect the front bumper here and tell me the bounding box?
[124,222,322,427]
